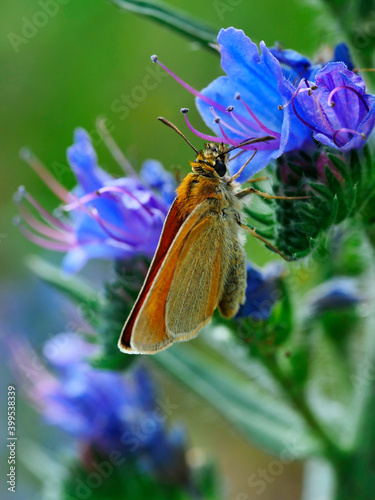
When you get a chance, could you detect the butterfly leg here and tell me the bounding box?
[236,187,310,201]
[245,176,268,183]
[240,223,294,262]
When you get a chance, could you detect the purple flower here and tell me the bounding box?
[236,262,283,320]
[8,333,187,477]
[15,129,176,273]
[291,63,375,151]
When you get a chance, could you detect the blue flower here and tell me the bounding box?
[152,28,314,182]
[236,262,283,320]
[307,277,362,315]
[292,63,375,151]
[269,44,319,82]
[269,42,354,84]
[152,30,366,180]
[140,159,177,206]
[15,129,176,273]
[8,333,187,478]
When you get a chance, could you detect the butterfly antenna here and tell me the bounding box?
[218,135,276,159]
[158,117,199,155]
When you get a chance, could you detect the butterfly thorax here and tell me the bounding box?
[175,143,242,222]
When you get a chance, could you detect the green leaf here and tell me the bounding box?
[244,206,274,226]
[307,181,333,201]
[110,0,218,50]
[155,343,322,458]
[327,153,351,183]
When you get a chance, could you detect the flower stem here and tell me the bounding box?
[258,351,345,463]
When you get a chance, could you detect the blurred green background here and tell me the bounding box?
[1,0,321,498]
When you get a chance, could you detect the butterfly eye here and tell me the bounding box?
[214,160,227,177]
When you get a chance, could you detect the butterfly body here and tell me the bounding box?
[118,142,248,354]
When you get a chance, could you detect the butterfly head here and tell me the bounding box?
[192,143,228,178]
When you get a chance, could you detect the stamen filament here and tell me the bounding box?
[17,203,73,243]
[209,108,248,138]
[216,119,241,146]
[63,186,154,217]
[236,94,281,138]
[327,86,369,112]
[19,189,72,232]
[15,222,74,251]
[19,148,73,203]
[152,56,228,113]
[333,128,366,147]
[182,112,223,143]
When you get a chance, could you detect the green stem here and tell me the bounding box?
[332,231,375,499]
[259,351,345,463]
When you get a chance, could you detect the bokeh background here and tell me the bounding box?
[1,1,323,498]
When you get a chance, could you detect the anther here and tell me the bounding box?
[214,117,220,123]
[235,92,241,100]
[151,55,158,63]
[227,105,234,112]
[278,105,284,110]
[180,108,189,114]
[14,186,26,202]
[19,147,33,161]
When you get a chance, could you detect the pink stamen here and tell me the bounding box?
[279,82,318,110]
[182,112,223,143]
[236,94,281,138]
[152,56,228,114]
[20,148,73,203]
[210,107,248,138]
[63,186,154,216]
[215,118,241,146]
[17,203,74,243]
[333,128,366,147]
[14,220,74,251]
[327,86,369,112]
[228,108,259,135]
[153,56,280,146]
[17,188,72,232]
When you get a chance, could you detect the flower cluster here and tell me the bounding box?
[15,129,176,273]
[152,28,375,182]
[8,333,189,482]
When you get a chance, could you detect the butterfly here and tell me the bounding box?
[118,118,306,354]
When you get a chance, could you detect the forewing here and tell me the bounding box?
[120,200,216,354]
[166,212,226,340]
[118,197,185,352]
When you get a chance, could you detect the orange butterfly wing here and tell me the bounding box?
[118,199,227,354]
[118,197,185,351]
